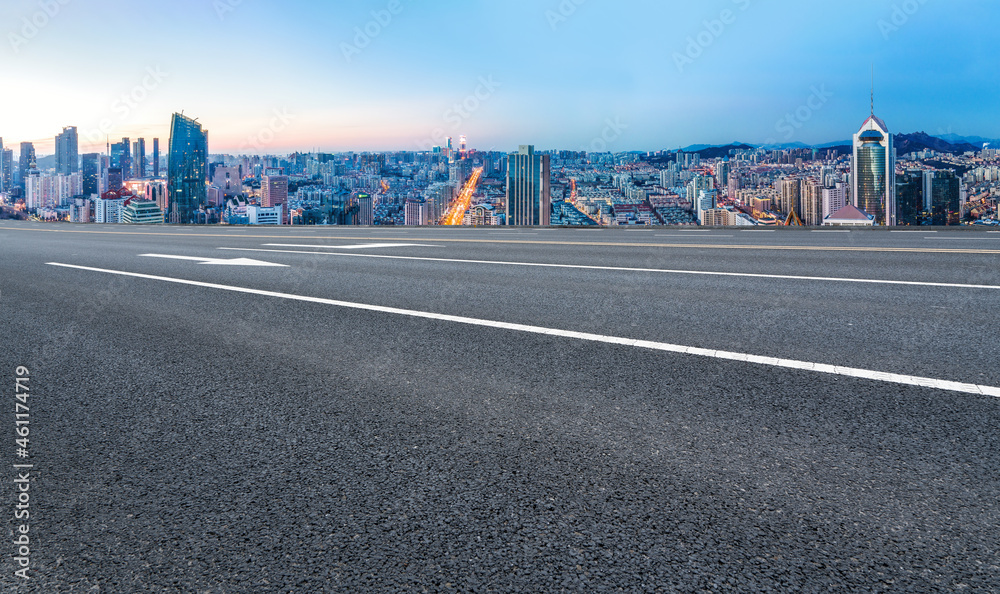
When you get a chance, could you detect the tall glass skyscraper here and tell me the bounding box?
[505,145,550,226]
[55,126,79,175]
[852,114,895,226]
[167,113,208,225]
[18,142,35,190]
[81,153,102,195]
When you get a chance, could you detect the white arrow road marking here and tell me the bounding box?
[139,254,288,267]
[263,243,439,250]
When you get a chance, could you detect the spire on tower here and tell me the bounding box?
[870,64,875,116]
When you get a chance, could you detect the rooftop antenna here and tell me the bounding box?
[870,64,875,117]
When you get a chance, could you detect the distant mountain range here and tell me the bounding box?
[680,133,988,158]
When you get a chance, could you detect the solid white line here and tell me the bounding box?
[925,237,1000,241]
[892,230,938,233]
[656,235,734,238]
[742,230,775,233]
[219,247,1000,291]
[44,262,1000,399]
[812,230,850,233]
[265,243,439,250]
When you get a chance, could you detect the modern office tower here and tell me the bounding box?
[55,126,79,175]
[110,138,132,179]
[895,169,926,226]
[152,138,160,177]
[167,113,209,225]
[261,175,288,208]
[928,170,961,226]
[852,112,895,225]
[505,145,551,226]
[107,168,123,192]
[1,149,11,193]
[0,137,4,192]
[822,183,848,220]
[19,142,35,189]
[132,138,146,178]
[357,194,374,225]
[81,153,102,195]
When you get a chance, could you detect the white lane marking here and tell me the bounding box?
[742,230,775,233]
[925,237,1000,241]
[219,248,1000,291]
[45,262,1000,399]
[812,230,850,233]
[656,234,734,238]
[892,230,938,233]
[139,254,288,267]
[264,243,440,250]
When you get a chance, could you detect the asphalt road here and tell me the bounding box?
[1,221,998,592]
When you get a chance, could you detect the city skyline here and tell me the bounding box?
[4,0,999,154]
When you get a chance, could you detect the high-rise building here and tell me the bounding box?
[132,138,146,179]
[0,148,11,193]
[19,142,35,190]
[822,184,848,220]
[405,200,427,226]
[779,178,802,216]
[107,168,123,192]
[928,170,961,226]
[801,178,823,226]
[167,113,209,225]
[357,194,374,225]
[152,138,160,177]
[110,138,132,180]
[505,145,551,226]
[895,169,926,226]
[0,137,5,193]
[261,175,288,208]
[55,126,79,175]
[211,166,242,200]
[81,153,102,195]
[852,112,895,225]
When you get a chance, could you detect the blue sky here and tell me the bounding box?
[3,0,998,154]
